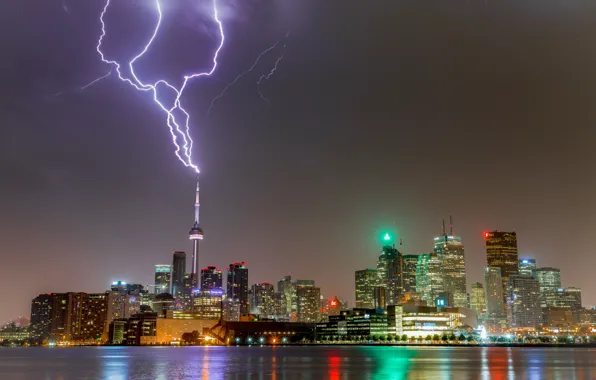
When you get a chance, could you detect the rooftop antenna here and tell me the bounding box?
[450,215,453,235]
[442,219,446,236]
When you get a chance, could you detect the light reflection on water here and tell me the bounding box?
[0,346,595,380]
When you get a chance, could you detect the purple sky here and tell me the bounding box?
[1,0,596,324]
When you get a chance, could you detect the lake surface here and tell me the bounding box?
[0,346,595,379]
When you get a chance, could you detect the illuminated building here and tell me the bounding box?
[355,268,378,309]
[470,282,486,319]
[250,283,275,318]
[536,267,562,308]
[518,258,536,278]
[106,282,144,328]
[373,286,386,309]
[200,266,223,290]
[434,221,467,308]
[402,254,419,293]
[416,252,444,306]
[296,286,321,323]
[316,309,388,339]
[80,293,108,342]
[223,299,241,321]
[277,275,294,317]
[552,287,582,311]
[506,275,542,328]
[30,294,52,339]
[329,296,342,316]
[485,231,518,301]
[192,289,224,320]
[125,312,158,345]
[227,262,249,316]
[396,305,467,338]
[188,177,204,288]
[273,292,288,321]
[376,233,403,306]
[171,251,186,298]
[154,265,172,294]
[152,293,175,317]
[484,267,504,319]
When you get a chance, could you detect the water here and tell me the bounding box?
[0,346,595,379]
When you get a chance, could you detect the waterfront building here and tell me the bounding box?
[485,231,518,300]
[223,299,241,321]
[355,268,378,309]
[192,289,224,320]
[518,258,536,278]
[277,275,294,317]
[506,275,542,328]
[30,294,53,339]
[227,262,249,316]
[536,267,562,308]
[200,266,223,290]
[154,265,172,295]
[552,287,582,311]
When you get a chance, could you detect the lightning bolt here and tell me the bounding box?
[207,32,289,114]
[47,69,112,98]
[96,0,225,173]
[257,43,287,105]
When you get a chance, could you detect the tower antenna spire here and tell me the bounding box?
[450,215,453,235]
[189,174,204,289]
[442,219,446,235]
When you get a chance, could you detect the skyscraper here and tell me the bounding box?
[416,252,444,306]
[402,255,419,293]
[227,262,249,316]
[250,283,275,317]
[277,275,294,317]
[30,294,53,339]
[485,231,518,299]
[355,268,378,309]
[296,286,321,323]
[154,265,172,294]
[484,267,504,319]
[376,234,403,306]
[518,258,537,278]
[470,282,486,319]
[200,266,223,290]
[188,177,204,288]
[171,251,186,298]
[536,267,562,308]
[434,220,467,308]
[506,275,542,328]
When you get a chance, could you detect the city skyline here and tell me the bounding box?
[2,0,596,326]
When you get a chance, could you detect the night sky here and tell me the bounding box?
[2,0,596,324]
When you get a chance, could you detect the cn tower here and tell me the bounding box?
[188,175,203,288]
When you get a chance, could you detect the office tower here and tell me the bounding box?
[171,251,186,298]
[250,283,275,317]
[277,275,294,317]
[193,288,224,320]
[470,282,486,318]
[552,287,582,311]
[434,219,467,307]
[201,266,223,290]
[402,255,419,293]
[296,286,321,322]
[518,258,537,278]
[227,262,249,316]
[188,177,204,288]
[373,286,387,309]
[355,268,378,309]
[485,231,518,299]
[377,234,403,306]
[416,252,444,306]
[223,299,241,321]
[484,267,504,319]
[506,275,542,328]
[273,292,288,321]
[106,282,144,328]
[30,294,53,339]
[536,267,562,308]
[154,265,172,294]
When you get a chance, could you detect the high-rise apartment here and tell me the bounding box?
[250,283,275,318]
[536,267,562,308]
[227,262,249,316]
[470,282,486,319]
[296,286,321,323]
[484,267,504,319]
[506,275,542,328]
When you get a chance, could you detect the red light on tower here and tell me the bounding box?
[484,232,490,238]
[330,300,337,306]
